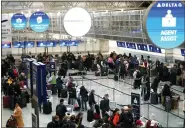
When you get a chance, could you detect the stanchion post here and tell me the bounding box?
[167,111,169,128]
[147,103,149,119]
[113,88,115,101]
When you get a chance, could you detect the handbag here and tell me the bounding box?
[74,100,79,108]
[6,115,18,128]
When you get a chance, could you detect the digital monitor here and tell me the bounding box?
[155,47,161,53]
[2,43,11,48]
[137,44,142,50]
[37,41,47,47]
[13,42,21,48]
[25,41,35,48]
[142,44,148,51]
[149,45,155,52]
[181,49,185,56]
[68,41,78,46]
[130,43,136,49]
[46,41,57,47]
[126,42,131,48]
[121,42,126,48]
[19,42,25,48]
[117,41,122,47]
[59,40,68,46]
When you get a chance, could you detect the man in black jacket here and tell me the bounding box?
[56,99,67,121]
[88,89,96,111]
[119,106,133,128]
[100,94,110,118]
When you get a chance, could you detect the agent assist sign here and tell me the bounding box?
[143,1,185,49]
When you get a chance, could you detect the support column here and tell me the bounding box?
[165,49,174,63]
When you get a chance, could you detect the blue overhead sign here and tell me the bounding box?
[11,13,27,30]
[144,1,185,49]
[29,11,50,32]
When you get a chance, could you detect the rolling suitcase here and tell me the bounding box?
[43,102,52,114]
[3,96,10,108]
[150,92,158,104]
[114,75,118,81]
[165,96,171,111]
[61,89,68,98]
[87,109,94,122]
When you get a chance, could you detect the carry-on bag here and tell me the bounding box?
[87,109,94,122]
[150,92,158,104]
[95,72,100,76]
[43,101,52,114]
[61,89,68,98]
[114,75,118,81]
[165,96,171,111]
[6,116,18,128]
[3,96,10,108]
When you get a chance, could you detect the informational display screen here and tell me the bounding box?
[46,41,57,47]
[142,44,148,51]
[19,42,25,48]
[144,1,185,49]
[181,49,185,56]
[11,13,27,30]
[137,44,142,50]
[149,45,161,53]
[13,42,21,48]
[25,41,35,48]
[130,43,136,49]
[37,41,47,47]
[117,41,126,48]
[59,40,68,46]
[2,43,11,48]
[68,41,79,46]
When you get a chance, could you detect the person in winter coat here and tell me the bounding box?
[47,115,62,128]
[170,64,177,85]
[56,76,63,97]
[80,86,88,111]
[56,99,67,121]
[111,108,120,127]
[88,89,96,111]
[119,106,133,128]
[75,112,84,128]
[162,84,172,98]
[68,87,77,105]
[100,94,110,118]
[48,73,57,95]
[151,76,160,93]
[12,103,24,128]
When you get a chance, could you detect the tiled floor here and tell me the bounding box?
[1,71,184,127]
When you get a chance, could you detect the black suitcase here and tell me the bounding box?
[150,92,158,104]
[95,104,100,113]
[114,75,118,81]
[52,85,57,95]
[43,102,52,114]
[61,89,68,98]
[87,109,94,122]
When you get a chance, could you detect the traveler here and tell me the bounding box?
[68,87,77,105]
[162,84,172,98]
[133,68,142,89]
[47,115,61,128]
[56,76,63,97]
[109,108,120,127]
[67,115,76,128]
[80,86,88,111]
[119,106,133,128]
[151,76,160,93]
[75,112,84,128]
[170,64,177,85]
[88,89,96,111]
[162,65,169,81]
[56,99,67,121]
[12,103,24,128]
[48,73,57,95]
[100,94,110,118]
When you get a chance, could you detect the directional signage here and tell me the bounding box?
[11,13,27,30]
[131,92,140,120]
[143,1,185,49]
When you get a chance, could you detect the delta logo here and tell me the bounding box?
[157,2,183,8]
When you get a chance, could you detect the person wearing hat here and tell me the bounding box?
[56,99,67,121]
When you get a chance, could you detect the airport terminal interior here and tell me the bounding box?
[1,1,185,128]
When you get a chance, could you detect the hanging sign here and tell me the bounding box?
[143,1,185,49]
[29,11,50,32]
[63,7,91,37]
[11,13,27,30]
